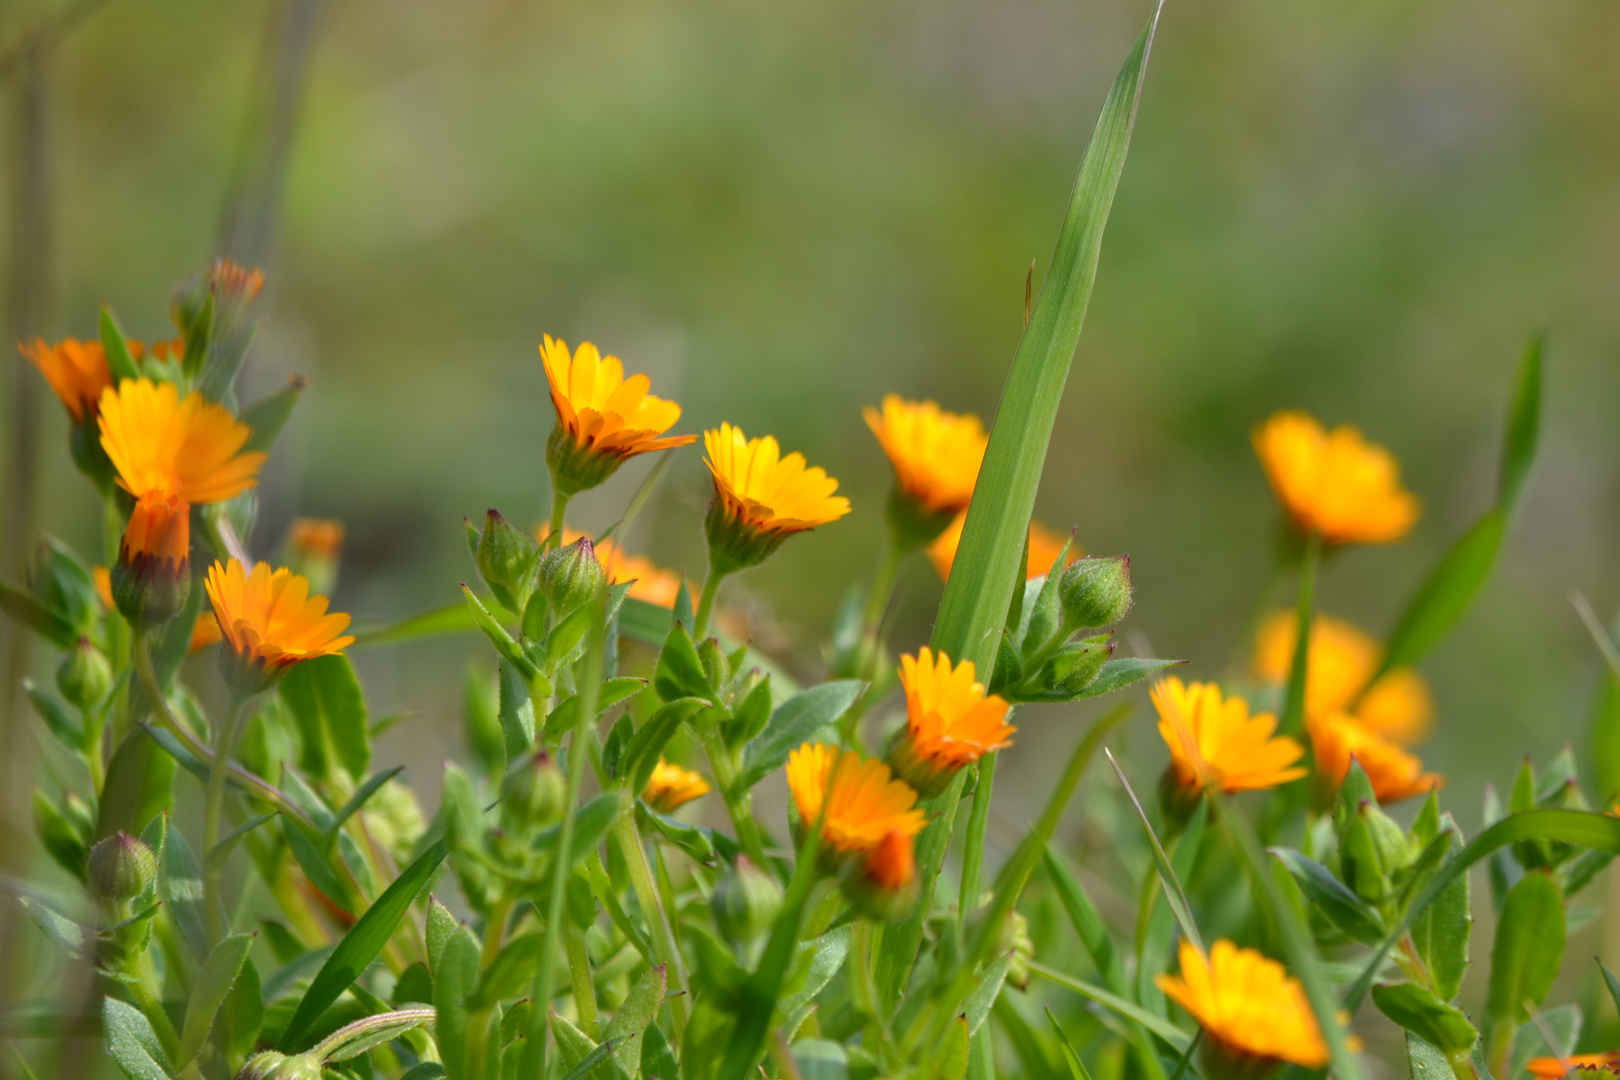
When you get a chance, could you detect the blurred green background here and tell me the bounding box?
[7,0,1620,914]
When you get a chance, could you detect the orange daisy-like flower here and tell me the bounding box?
[702,423,851,572]
[785,743,926,858]
[886,648,1015,796]
[642,759,711,814]
[864,395,988,516]
[98,378,266,505]
[20,339,115,422]
[205,560,354,694]
[1153,677,1307,795]
[539,525,684,609]
[1308,712,1440,803]
[1528,1052,1620,1079]
[928,513,1078,584]
[1157,939,1349,1069]
[541,336,697,495]
[1254,611,1432,744]
[1253,411,1419,545]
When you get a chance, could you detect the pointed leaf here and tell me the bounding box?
[177,933,256,1067]
[102,998,173,1080]
[738,680,864,790]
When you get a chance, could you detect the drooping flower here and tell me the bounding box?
[785,743,926,858]
[541,336,697,495]
[1153,677,1307,795]
[1252,411,1419,545]
[642,759,711,813]
[886,648,1015,797]
[1254,610,1432,744]
[1157,939,1350,1070]
[205,560,354,695]
[702,423,851,572]
[20,338,114,422]
[98,378,266,505]
[1527,1052,1620,1079]
[864,394,987,516]
[1308,712,1440,803]
[928,514,1077,584]
[539,525,683,609]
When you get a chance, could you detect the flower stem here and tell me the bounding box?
[693,568,725,640]
[203,694,248,944]
[610,813,690,1039]
[701,730,772,872]
[958,751,998,931]
[565,924,600,1039]
[860,532,904,633]
[1278,530,1321,740]
[547,490,570,549]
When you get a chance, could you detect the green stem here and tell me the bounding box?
[860,532,904,633]
[1278,531,1320,739]
[610,814,690,1039]
[547,490,570,549]
[874,769,968,1010]
[565,925,600,1039]
[702,731,772,872]
[127,948,182,1062]
[958,752,998,929]
[203,695,248,944]
[693,568,725,640]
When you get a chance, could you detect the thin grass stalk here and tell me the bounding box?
[203,695,249,944]
[1277,531,1320,739]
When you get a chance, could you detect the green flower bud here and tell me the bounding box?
[1057,555,1133,630]
[471,509,540,615]
[87,831,157,903]
[712,857,783,956]
[57,637,113,710]
[500,751,567,832]
[112,494,192,629]
[540,536,605,619]
[1037,637,1114,697]
[236,1051,322,1080]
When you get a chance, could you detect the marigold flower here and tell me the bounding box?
[285,518,345,597]
[642,759,711,813]
[928,513,1077,584]
[1153,677,1307,795]
[1254,611,1433,744]
[205,559,354,695]
[702,423,851,572]
[1528,1052,1620,1079]
[98,378,265,505]
[20,338,114,422]
[112,493,193,627]
[842,830,920,922]
[886,648,1015,797]
[786,743,926,858]
[539,525,684,608]
[864,395,987,515]
[1308,712,1440,803]
[541,336,697,495]
[1253,411,1419,545]
[1156,939,1349,1069]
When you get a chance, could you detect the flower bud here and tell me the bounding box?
[500,751,567,832]
[841,832,919,923]
[87,831,157,903]
[112,494,192,628]
[236,1051,322,1080]
[1037,637,1114,698]
[472,509,540,615]
[713,857,783,957]
[540,536,605,620]
[1057,555,1133,630]
[57,637,113,710]
[282,518,344,598]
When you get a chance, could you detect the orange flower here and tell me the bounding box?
[205,560,354,693]
[1157,940,1350,1068]
[541,336,697,495]
[20,339,114,422]
[864,395,987,515]
[785,743,926,857]
[1153,677,1307,794]
[928,514,1077,584]
[1527,1053,1620,1079]
[703,423,850,571]
[1254,611,1432,744]
[1253,411,1419,545]
[288,519,344,561]
[539,525,684,608]
[862,830,915,892]
[121,493,190,569]
[886,648,1014,796]
[842,830,921,922]
[98,379,265,505]
[642,759,711,813]
[1308,712,1440,803]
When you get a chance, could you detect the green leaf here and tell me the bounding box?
[24,680,81,750]
[621,698,708,793]
[177,933,256,1067]
[541,677,648,745]
[283,816,352,913]
[279,654,370,781]
[1372,983,1478,1055]
[1271,848,1386,945]
[498,659,536,765]
[473,931,545,1007]
[401,1065,448,1080]
[1109,751,1203,952]
[96,729,177,841]
[18,897,90,960]
[1016,656,1182,704]
[1407,1032,1459,1080]
[208,813,278,870]
[1411,845,1472,1002]
[1485,871,1565,1069]
[101,306,141,382]
[434,926,479,1078]
[240,376,307,454]
[1600,959,1620,1018]
[534,793,621,866]
[313,1007,436,1062]
[163,824,211,962]
[557,1037,615,1080]
[353,600,477,649]
[602,963,666,1075]
[1046,1007,1096,1080]
[642,1021,680,1080]
[1380,510,1507,678]
[102,998,173,1080]
[33,790,88,883]
[1590,647,1620,805]
[1497,335,1543,510]
[219,958,265,1063]
[279,839,448,1050]
[0,581,75,648]
[330,766,406,838]
[1026,963,1190,1050]
[1043,846,1126,994]
[463,586,542,686]
[962,953,1011,1038]
[427,896,456,974]
[738,680,864,790]
[654,620,712,703]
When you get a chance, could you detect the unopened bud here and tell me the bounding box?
[113,494,191,628]
[540,536,605,620]
[236,1051,322,1080]
[500,751,567,831]
[57,637,113,710]
[712,857,783,955]
[1057,555,1133,630]
[87,831,156,902]
[472,509,540,615]
[1038,637,1114,697]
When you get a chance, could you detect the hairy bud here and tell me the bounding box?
[540,536,605,620]
[87,831,156,903]
[1057,555,1133,630]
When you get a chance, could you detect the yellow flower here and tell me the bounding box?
[886,648,1015,796]
[541,336,697,495]
[205,560,354,693]
[1254,611,1433,744]
[20,338,114,422]
[703,423,851,571]
[864,395,987,515]
[1528,1053,1620,1079]
[98,378,266,505]
[928,514,1077,584]
[1156,939,1348,1069]
[786,743,926,857]
[1308,712,1440,803]
[1253,411,1419,545]
[1153,677,1306,794]
[539,525,684,608]
[642,759,711,813]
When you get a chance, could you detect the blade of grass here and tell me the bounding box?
[1572,591,1620,684]
[1028,963,1191,1050]
[1106,749,1203,952]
